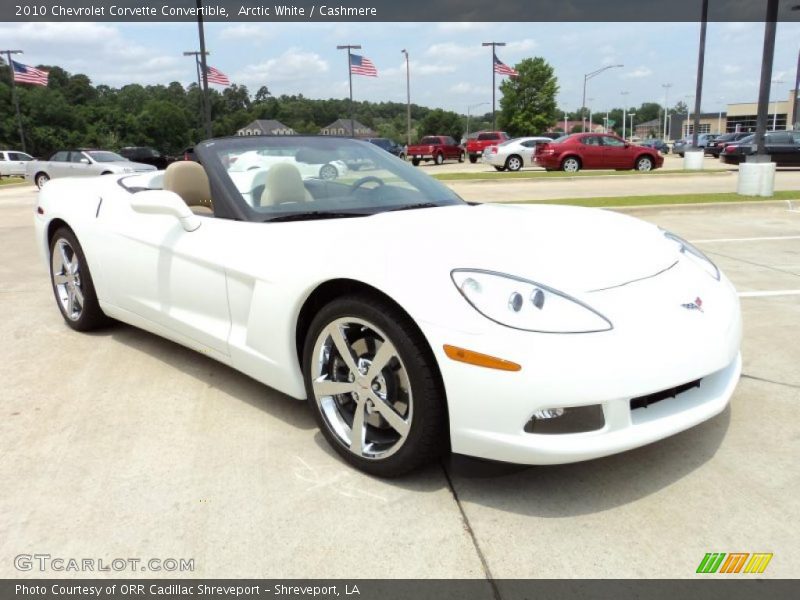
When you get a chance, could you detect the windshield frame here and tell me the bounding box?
[195,135,465,223]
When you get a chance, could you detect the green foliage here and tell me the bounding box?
[418,108,464,142]
[498,57,559,136]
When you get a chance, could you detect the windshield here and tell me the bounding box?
[87,151,127,163]
[202,136,464,221]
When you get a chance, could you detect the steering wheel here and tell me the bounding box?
[349,176,384,194]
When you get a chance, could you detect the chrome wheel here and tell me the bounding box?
[637,157,653,172]
[319,164,338,180]
[36,173,50,189]
[51,238,84,321]
[311,317,412,460]
[562,157,580,172]
[506,155,522,171]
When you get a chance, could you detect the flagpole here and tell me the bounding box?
[3,50,26,153]
[337,44,361,138]
[482,42,506,130]
[184,51,209,135]
[195,0,213,139]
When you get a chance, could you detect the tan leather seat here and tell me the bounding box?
[260,162,312,206]
[164,161,213,213]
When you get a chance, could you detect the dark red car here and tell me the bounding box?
[535,133,664,172]
[407,136,464,166]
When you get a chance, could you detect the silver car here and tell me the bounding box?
[26,150,156,189]
[0,150,34,178]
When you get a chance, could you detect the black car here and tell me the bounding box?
[706,132,753,158]
[639,139,670,154]
[118,146,176,170]
[365,138,406,159]
[720,130,800,166]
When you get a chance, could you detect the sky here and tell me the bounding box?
[0,20,798,115]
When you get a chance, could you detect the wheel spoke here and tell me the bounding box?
[66,287,76,315]
[53,273,69,285]
[313,377,356,397]
[58,244,71,274]
[327,323,359,376]
[349,399,366,455]
[366,340,397,380]
[73,285,84,308]
[369,391,409,437]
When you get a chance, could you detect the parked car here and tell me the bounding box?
[706,132,754,158]
[672,133,718,157]
[118,146,176,170]
[482,136,555,171]
[407,136,463,166]
[720,130,800,166]
[534,134,664,172]
[466,131,509,163]
[0,150,34,178]
[26,150,156,189]
[638,139,670,154]
[365,138,406,160]
[228,148,349,181]
[34,134,741,476]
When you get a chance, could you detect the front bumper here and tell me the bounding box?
[426,260,742,465]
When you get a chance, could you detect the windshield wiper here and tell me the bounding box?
[385,202,442,212]
[266,211,372,222]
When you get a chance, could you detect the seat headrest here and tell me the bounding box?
[163,161,211,208]
[260,162,310,206]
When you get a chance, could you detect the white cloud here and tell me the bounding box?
[219,24,268,41]
[436,22,491,33]
[425,42,483,62]
[450,82,491,96]
[234,48,330,88]
[505,39,538,54]
[722,64,741,75]
[621,67,653,79]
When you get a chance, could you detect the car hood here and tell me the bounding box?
[335,203,677,293]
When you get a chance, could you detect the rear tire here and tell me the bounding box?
[494,166,505,171]
[303,295,447,477]
[434,153,444,166]
[468,154,478,164]
[561,156,581,173]
[35,172,50,189]
[49,227,110,332]
[505,155,523,172]
[411,158,420,166]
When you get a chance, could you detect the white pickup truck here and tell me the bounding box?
[0,150,34,178]
[26,149,156,189]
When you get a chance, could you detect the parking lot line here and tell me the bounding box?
[693,235,800,243]
[738,290,800,298]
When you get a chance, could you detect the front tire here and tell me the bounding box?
[411,158,420,166]
[49,227,109,331]
[636,156,654,172]
[494,166,505,172]
[468,154,478,164]
[303,295,447,477]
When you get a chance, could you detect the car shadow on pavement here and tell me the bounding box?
[442,406,731,517]
[90,322,317,432]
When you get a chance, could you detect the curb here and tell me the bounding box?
[437,170,734,184]
[608,199,796,215]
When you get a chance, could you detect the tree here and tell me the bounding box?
[498,57,559,136]
[418,108,463,142]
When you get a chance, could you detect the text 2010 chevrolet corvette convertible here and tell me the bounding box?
[34,136,741,476]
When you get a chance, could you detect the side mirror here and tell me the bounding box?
[624,142,630,148]
[80,158,91,164]
[129,190,201,232]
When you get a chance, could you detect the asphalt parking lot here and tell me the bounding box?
[1,180,798,582]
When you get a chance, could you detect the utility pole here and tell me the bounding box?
[337,44,361,137]
[629,113,636,138]
[691,0,709,150]
[401,49,411,146]
[2,49,26,152]
[794,46,800,129]
[582,64,624,132]
[754,0,779,158]
[482,41,506,130]
[771,78,785,130]
[183,50,209,134]
[466,101,489,141]
[195,0,212,139]
[662,83,672,141]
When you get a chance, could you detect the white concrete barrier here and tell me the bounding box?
[683,149,705,170]
[737,161,776,197]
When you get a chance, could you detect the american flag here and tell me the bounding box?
[11,60,49,86]
[204,65,230,86]
[493,54,518,77]
[350,54,378,77]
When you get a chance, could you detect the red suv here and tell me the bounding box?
[535,133,663,172]
[466,131,509,163]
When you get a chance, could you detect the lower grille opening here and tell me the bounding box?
[524,404,605,434]
[630,379,702,410]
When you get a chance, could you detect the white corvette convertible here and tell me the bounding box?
[34,136,741,476]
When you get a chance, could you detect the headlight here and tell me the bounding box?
[451,269,612,333]
[662,230,719,280]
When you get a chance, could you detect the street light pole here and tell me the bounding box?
[629,113,636,139]
[195,0,212,139]
[587,97,594,133]
[466,101,489,140]
[581,64,624,132]
[691,0,709,150]
[1,49,26,152]
[482,42,506,130]
[771,78,785,130]
[754,0,779,158]
[621,90,629,140]
[401,49,411,146]
[662,83,672,141]
[337,44,362,137]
